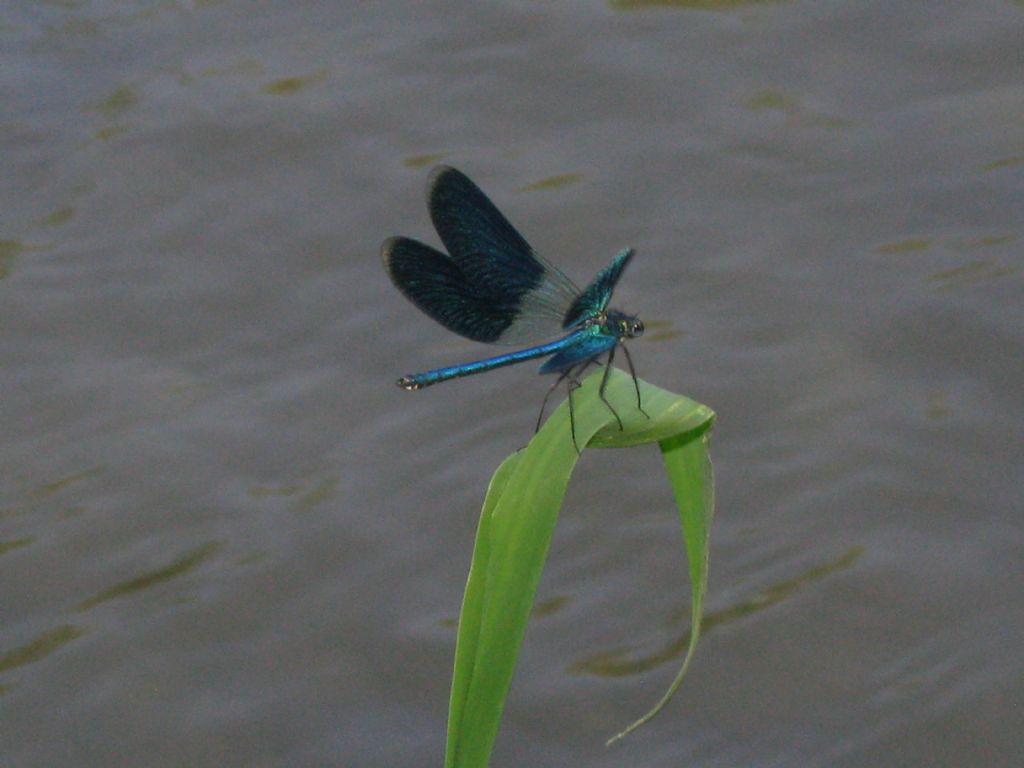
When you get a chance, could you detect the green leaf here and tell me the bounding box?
[444,368,715,767]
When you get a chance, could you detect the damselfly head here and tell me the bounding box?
[606,310,643,340]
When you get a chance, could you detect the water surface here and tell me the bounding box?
[2,1,1022,766]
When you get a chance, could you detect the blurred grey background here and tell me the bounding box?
[2,1,1022,766]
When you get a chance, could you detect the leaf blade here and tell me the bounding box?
[444,368,715,767]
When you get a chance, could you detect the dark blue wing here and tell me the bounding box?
[563,248,634,328]
[426,166,580,343]
[382,237,523,342]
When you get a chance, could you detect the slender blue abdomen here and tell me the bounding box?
[398,330,592,390]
